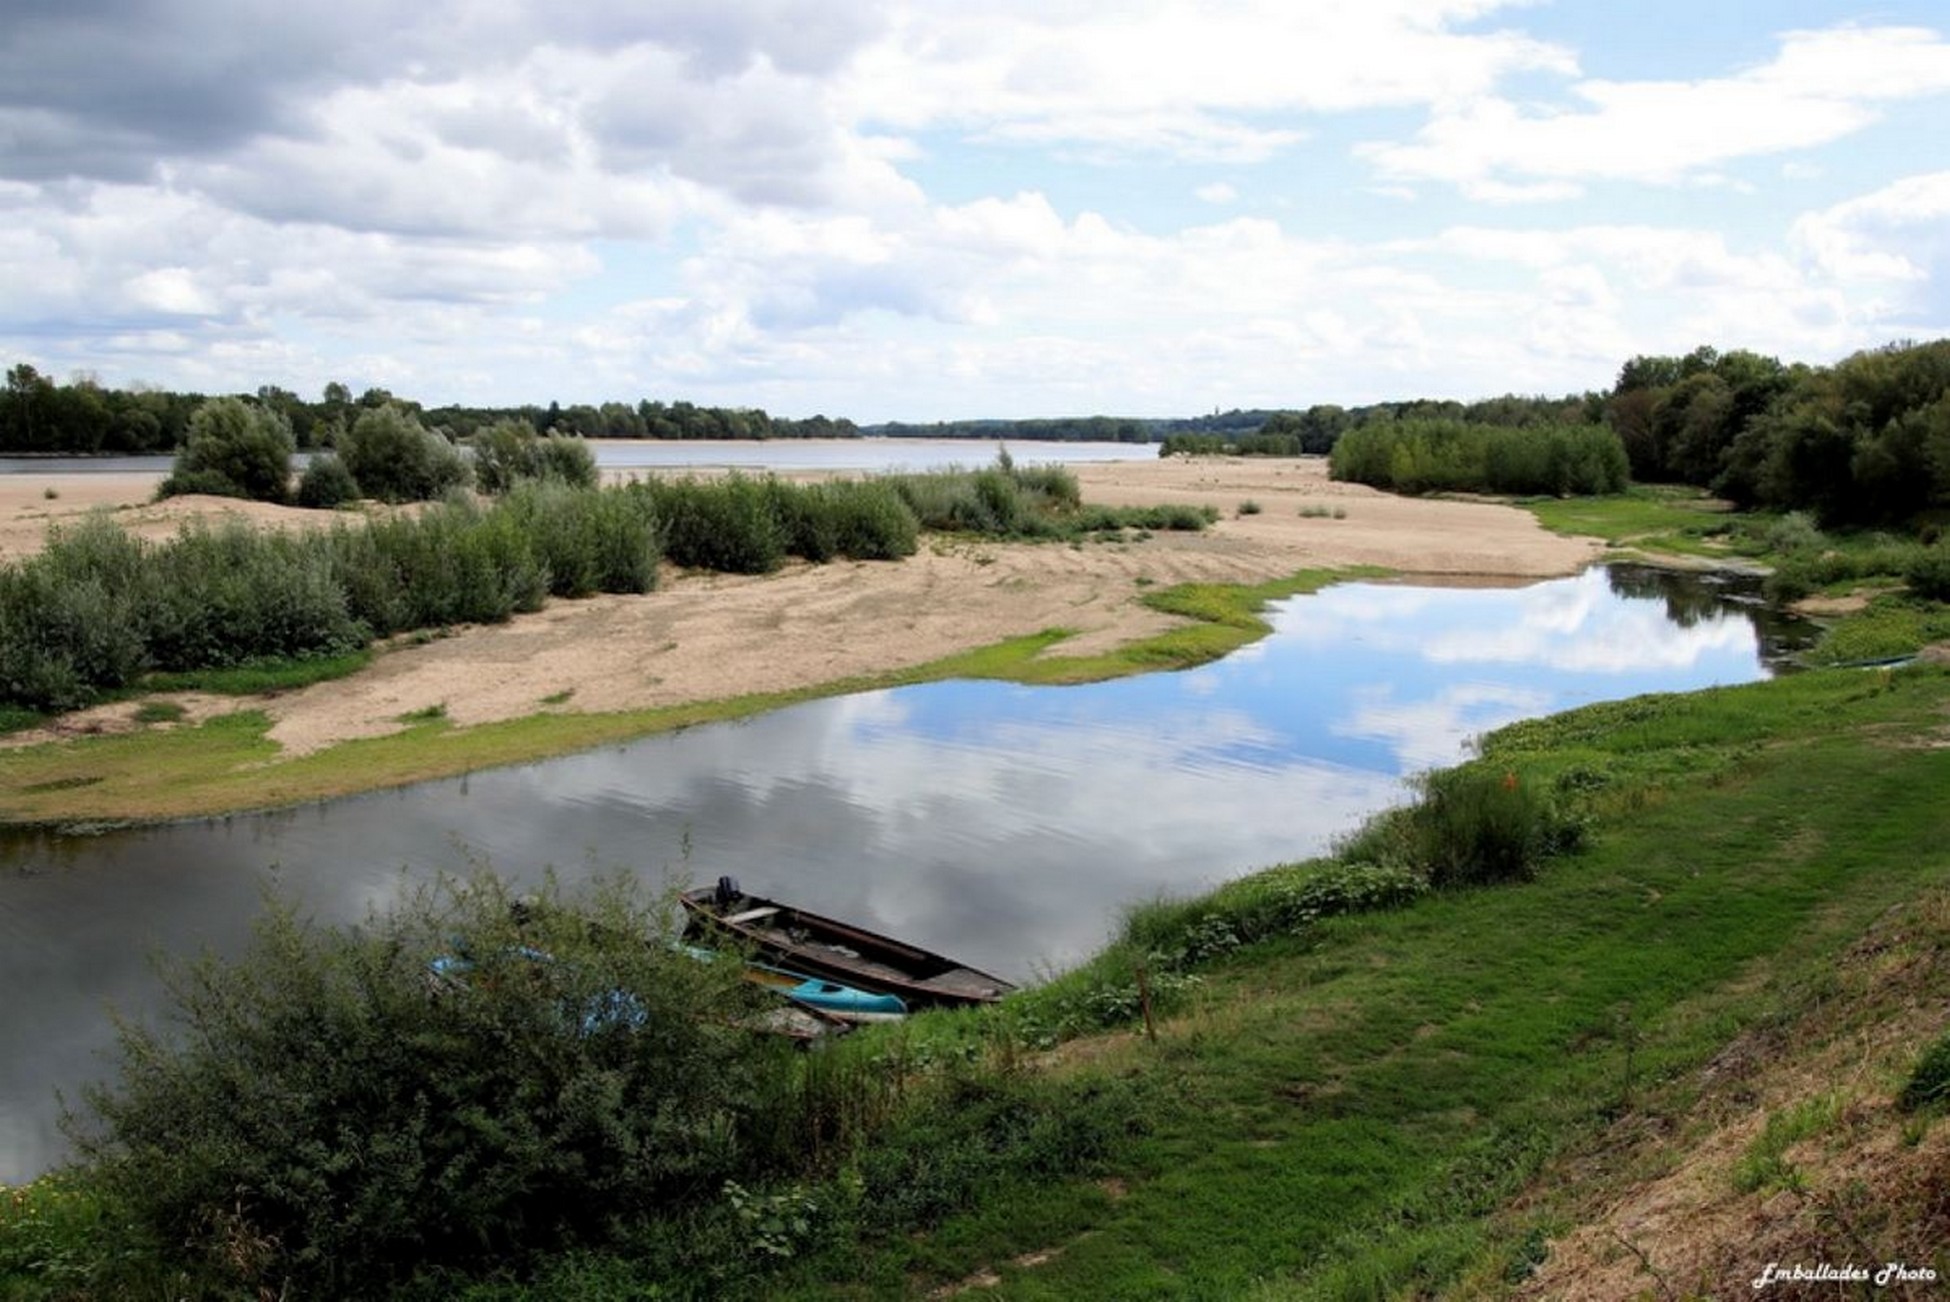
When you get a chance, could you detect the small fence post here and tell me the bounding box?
[1136,965,1158,1044]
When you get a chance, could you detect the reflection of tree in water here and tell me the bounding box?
[1603,564,1815,668]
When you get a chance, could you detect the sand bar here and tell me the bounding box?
[0,456,1599,757]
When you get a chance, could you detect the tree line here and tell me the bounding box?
[0,365,858,455]
[1604,339,1950,526]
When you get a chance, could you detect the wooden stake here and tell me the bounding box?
[1136,965,1157,1043]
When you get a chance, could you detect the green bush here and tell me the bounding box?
[158,397,295,503]
[819,480,919,560]
[295,453,362,508]
[0,519,150,710]
[339,405,471,503]
[1906,541,1950,601]
[472,421,598,495]
[1899,1031,1950,1111]
[141,521,364,670]
[1122,859,1430,972]
[1330,420,1628,497]
[502,483,661,599]
[1400,766,1582,888]
[644,474,786,574]
[71,875,791,1297]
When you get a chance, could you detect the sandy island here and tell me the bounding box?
[0,454,1599,759]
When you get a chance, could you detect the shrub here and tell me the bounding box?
[820,480,919,560]
[71,875,791,1297]
[294,453,361,508]
[158,397,295,504]
[502,483,661,599]
[1330,420,1628,497]
[472,421,598,495]
[338,405,470,503]
[1899,1031,1950,1111]
[644,474,786,574]
[141,521,364,670]
[1121,859,1430,972]
[0,518,150,710]
[1906,541,1950,601]
[1400,765,1582,888]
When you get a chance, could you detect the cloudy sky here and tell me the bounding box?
[3,1,1948,420]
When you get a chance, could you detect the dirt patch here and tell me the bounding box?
[1508,889,1950,1301]
[0,457,1600,760]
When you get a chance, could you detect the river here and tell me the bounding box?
[0,563,1809,1181]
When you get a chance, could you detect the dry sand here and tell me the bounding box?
[0,457,1599,755]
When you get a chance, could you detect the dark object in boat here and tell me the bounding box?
[681,876,1015,1008]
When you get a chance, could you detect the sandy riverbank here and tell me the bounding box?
[0,457,1599,758]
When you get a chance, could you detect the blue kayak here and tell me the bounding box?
[751,963,908,1019]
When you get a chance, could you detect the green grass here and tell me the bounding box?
[131,701,186,725]
[1730,1093,1845,1194]
[0,706,43,737]
[139,649,374,696]
[765,665,1950,1299]
[1803,596,1950,666]
[1522,484,1741,558]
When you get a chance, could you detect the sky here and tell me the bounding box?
[3,1,1948,422]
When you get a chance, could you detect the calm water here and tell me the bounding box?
[0,565,1808,1180]
[0,438,1152,479]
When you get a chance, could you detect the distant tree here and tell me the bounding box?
[159,397,296,502]
[2,363,55,451]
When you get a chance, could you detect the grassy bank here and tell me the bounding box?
[762,662,1950,1298]
[0,568,1372,828]
[10,662,1944,1298]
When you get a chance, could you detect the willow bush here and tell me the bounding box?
[471,420,598,495]
[0,485,666,712]
[71,875,793,1298]
[337,405,470,503]
[156,397,296,504]
[642,474,919,572]
[1330,420,1629,497]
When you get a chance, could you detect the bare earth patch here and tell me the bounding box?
[0,456,1599,760]
[1506,890,1950,1301]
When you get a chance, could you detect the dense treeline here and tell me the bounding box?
[1329,420,1629,497]
[1607,339,1950,526]
[1155,395,1607,458]
[0,365,856,455]
[1159,431,1304,457]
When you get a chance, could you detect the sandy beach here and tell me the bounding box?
[0,456,1599,756]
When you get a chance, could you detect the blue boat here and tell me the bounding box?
[749,963,908,1021]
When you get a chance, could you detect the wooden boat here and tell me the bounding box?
[679,877,1016,1008]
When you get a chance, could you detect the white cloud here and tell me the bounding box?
[1791,171,1950,298]
[1195,182,1238,204]
[840,0,1572,155]
[1361,25,1950,192]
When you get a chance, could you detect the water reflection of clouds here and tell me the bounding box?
[1335,681,1555,772]
[1271,571,1758,677]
